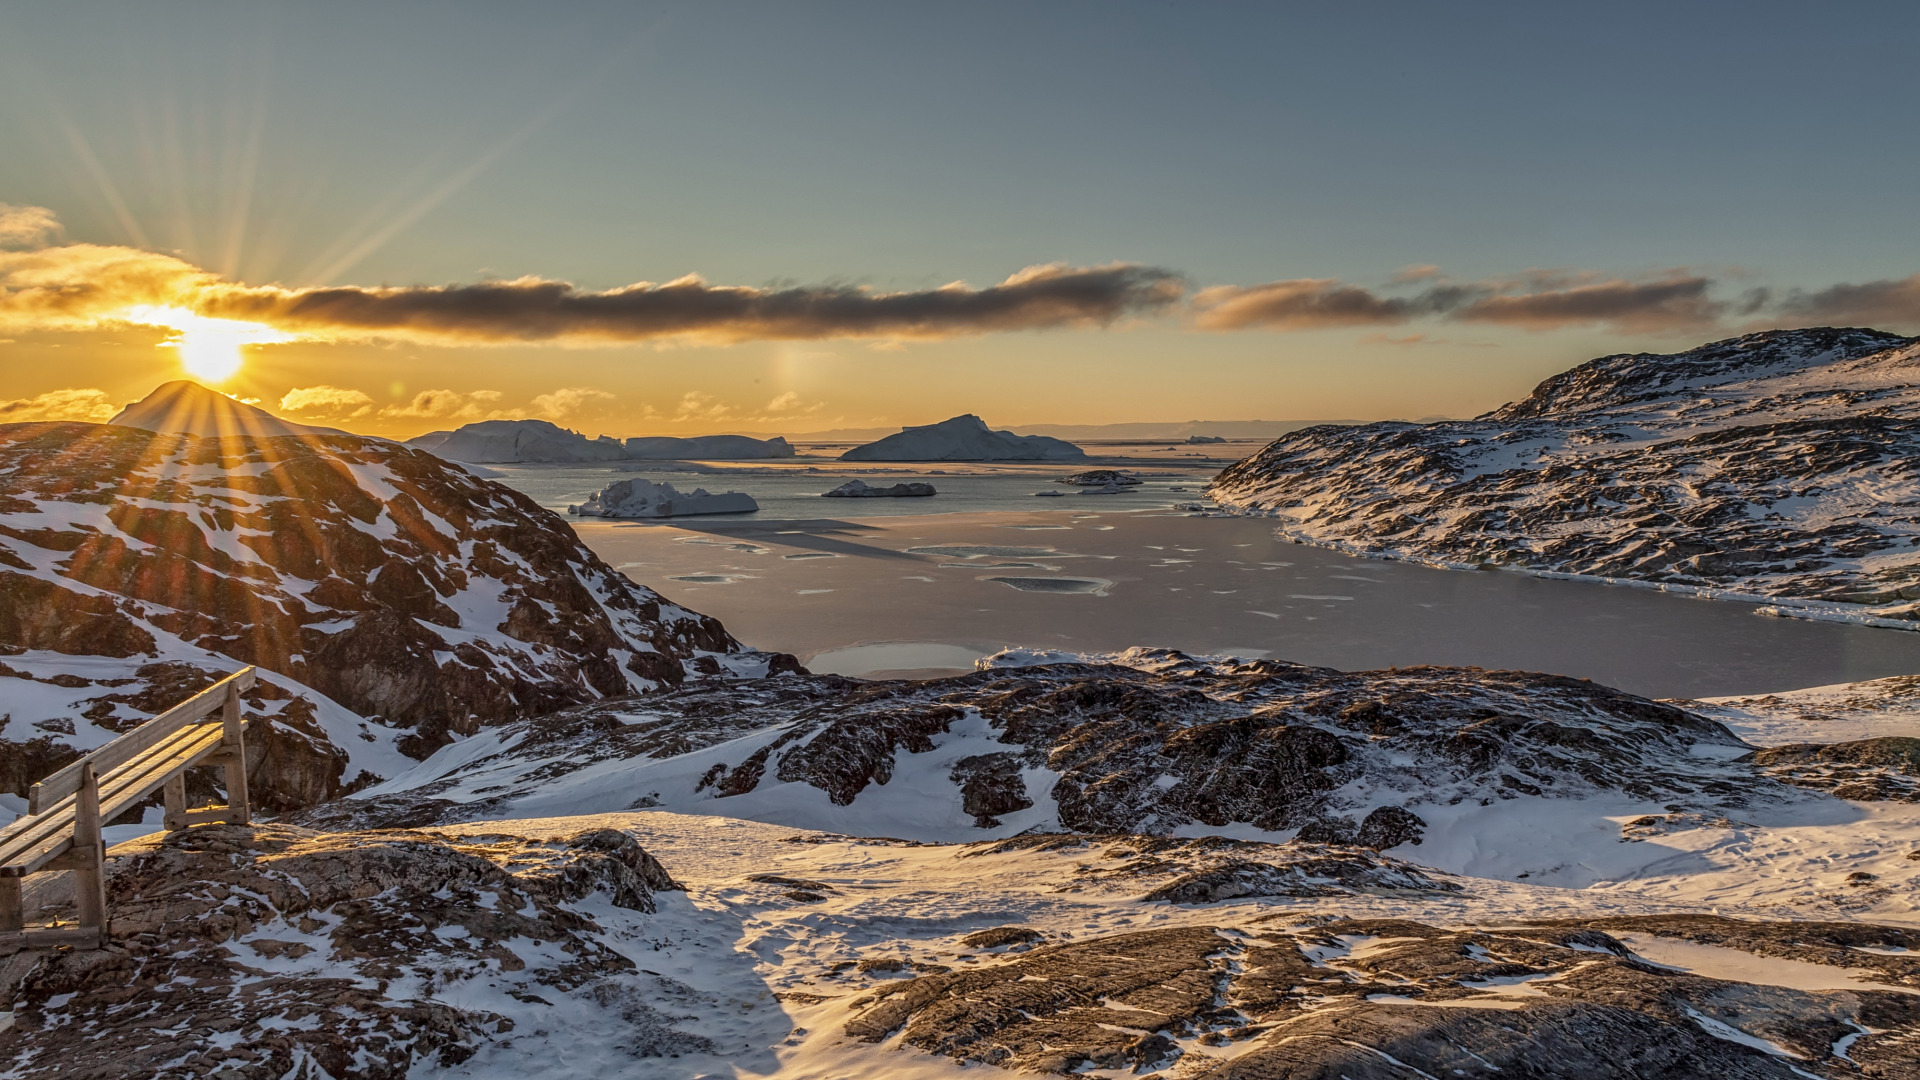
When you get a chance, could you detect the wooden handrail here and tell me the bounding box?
[0,666,256,951]
[29,667,255,813]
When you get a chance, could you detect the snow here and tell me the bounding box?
[1618,934,1918,995]
[569,478,759,519]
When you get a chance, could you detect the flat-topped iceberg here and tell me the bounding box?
[822,479,937,497]
[409,419,795,462]
[841,414,1084,462]
[568,478,759,518]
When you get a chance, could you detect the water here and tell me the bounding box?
[523,501,1920,700]
[485,459,1226,519]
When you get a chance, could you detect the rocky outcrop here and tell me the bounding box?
[1747,737,1920,802]
[0,417,772,807]
[1056,469,1141,486]
[843,914,1920,1077]
[1209,327,1920,608]
[310,650,1771,841]
[821,479,936,497]
[0,822,695,1079]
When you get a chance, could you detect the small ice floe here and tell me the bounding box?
[568,478,758,518]
[1078,482,1135,495]
[1032,490,1066,497]
[821,479,937,498]
[1056,469,1143,487]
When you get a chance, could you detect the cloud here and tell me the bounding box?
[0,204,60,250]
[764,391,804,413]
[1777,274,1920,329]
[279,385,375,418]
[378,389,504,422]
[1192,270,1726,333]
[530,386,615,420]
[1189,278,1463,330]
[193,262,1187,345]
[1450,272,1723,332]
[671,391,733,423]
[0,387,116,422]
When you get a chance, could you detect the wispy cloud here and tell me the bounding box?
[1192,270,1729,333]
[0,204,61,249]
[530,386,615,420]
[278,385,374,418]
[0,387,116,422]
[378,389,505,422]
[1776,273,1920,328]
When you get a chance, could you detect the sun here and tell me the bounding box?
[118,305,295,383]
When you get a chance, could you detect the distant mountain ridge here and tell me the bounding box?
[1209,327,1920,615]
[408,418,795,462]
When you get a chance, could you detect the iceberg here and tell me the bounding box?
[840,414,1085,462]
[409,420,796,462]
[821,479,937,498]
[568,478,759,518]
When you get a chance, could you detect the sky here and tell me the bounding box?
[2,1,1918,438]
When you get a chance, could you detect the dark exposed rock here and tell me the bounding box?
[846,913,1920,1078]
[1355,805,1427,849]
[951,752,1034,827]
[960,926,1045,949]
[1748,737,1920,802]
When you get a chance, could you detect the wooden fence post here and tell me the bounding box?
[72,762,108,937]
[0,877,21,933]
[162,774,188,831]
[221,682,250,825]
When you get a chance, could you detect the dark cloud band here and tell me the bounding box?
[199,263,1187,343]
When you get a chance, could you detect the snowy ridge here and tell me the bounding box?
[1210,327,1920,613]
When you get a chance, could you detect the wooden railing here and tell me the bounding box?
[0,667,255,952]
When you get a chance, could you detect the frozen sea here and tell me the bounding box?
[490,457,1920,700]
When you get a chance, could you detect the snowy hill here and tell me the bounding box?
[0,418,785,808]
[1209,327,1920,614]
[109,380,347,439]
[840,414,1086,461]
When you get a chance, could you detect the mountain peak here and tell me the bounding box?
[108,381,348,440]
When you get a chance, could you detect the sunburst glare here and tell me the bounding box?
[117,305,295,383]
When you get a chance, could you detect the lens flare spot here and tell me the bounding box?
[117,305,294,383]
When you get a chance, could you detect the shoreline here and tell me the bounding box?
[1200,506,1920,633]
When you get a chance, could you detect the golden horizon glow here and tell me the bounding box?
[117,305,296,384]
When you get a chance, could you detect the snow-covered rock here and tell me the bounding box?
[569,478,759,518]
[0,415,780,807]
[1209,327,1920,609]
[407,418,628,463]
[840,414,1085,462]
[109,380,346,439]
[820,479,936,498]
[624,434,795,459]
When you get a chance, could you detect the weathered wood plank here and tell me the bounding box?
[29,667,255,812]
